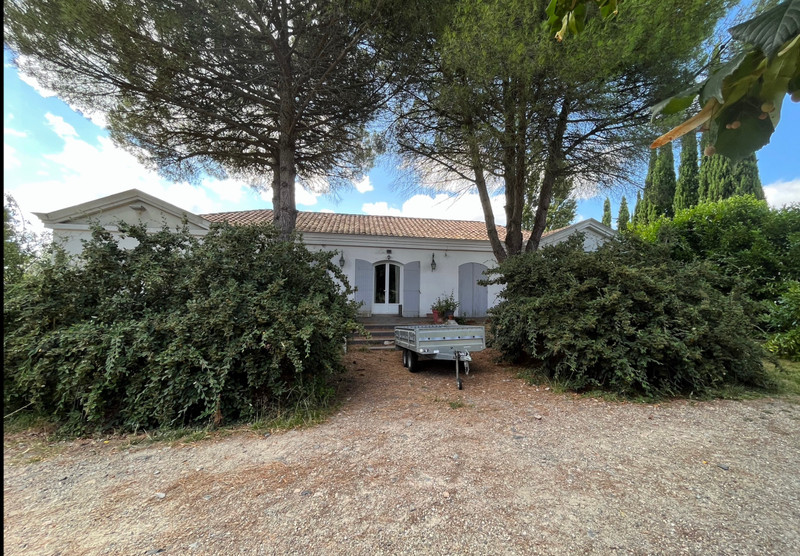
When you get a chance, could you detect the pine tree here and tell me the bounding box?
[602,197,612,227]
[617,196,630,232]
[545,195,578,231]
[674,131,699,212]
[733,154,765,200]
[651,145,677,218]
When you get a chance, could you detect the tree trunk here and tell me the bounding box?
[526,95,571,252]
[274,138,297,242]
[467,126,507,263]
[501,79,525,256]
[274,75,298,241]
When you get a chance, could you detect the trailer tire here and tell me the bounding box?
[407,351,419,373]
[457,378,463,390]
[402,349,408,368]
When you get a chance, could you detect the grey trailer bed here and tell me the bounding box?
[394,324,486,389]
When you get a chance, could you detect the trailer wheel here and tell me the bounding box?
[407,351,419,373]
[402,349,408,368]
[464,361,470,375]
[457,378,463,390]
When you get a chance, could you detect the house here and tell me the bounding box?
[34,189,616,317]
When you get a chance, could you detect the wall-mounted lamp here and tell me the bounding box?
[431,253,437,271]
[386,249,392,260]
[339,252,345,268]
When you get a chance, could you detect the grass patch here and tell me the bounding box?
[700,359,800,401]
[515,367,574,395]
[5,384,343,460]
[764,358,800,396]
[514,357,800,403]
[250,394,341,434]
[3,411,59,436]
[432,396,469,409]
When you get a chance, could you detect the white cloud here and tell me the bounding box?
[4,143,21,170]
[319,208,335,213]
[354,175,373,194]
[201,176,250,205]
[4,127,27,138]
[296,186,320,206]
[362,201,402,216]
[362,193,506,225]
[17,59,108,127]
[44,113,78,139]
[17,70,57,99]
[6,131,229,235]
[764,178,800,208]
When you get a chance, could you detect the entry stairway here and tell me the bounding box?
[349,316,430,351]
[348,315,489,351]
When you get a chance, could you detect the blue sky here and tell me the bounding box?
[4,47,799,237]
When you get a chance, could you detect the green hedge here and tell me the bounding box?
[486,235,767,397]
[634,196,800,301]
[765,281,800,361]
[3,222,361,433]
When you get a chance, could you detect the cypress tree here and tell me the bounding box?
[674,131,699,212]
[602,197,612,227]
[638,149,659,225]
[633,190,643,225]
[699,134,735,202]
[651,145,677,218]
[733,154,765,200]
[618,196,630,232]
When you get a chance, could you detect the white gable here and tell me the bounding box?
[34,189,211,253]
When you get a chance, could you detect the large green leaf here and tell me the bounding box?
[699,51,753,106]
[729,0,800,59]
[650,84,702,118]
[712,104,775,161]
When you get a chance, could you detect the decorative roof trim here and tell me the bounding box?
[34,188,211,230]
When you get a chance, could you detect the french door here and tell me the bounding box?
[372,262,401,314]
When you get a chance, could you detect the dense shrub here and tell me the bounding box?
[765,281,800,361]
[634,196,800,301]
[486,235,767,397]
[3,222,361,433]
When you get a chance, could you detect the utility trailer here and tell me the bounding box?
[394,324,486,390]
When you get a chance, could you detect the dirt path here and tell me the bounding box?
[4,349,800,555]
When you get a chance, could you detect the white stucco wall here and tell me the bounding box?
[40,192,614,319]
[303,233,502,318]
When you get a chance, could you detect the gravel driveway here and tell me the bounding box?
[4,349,800,555]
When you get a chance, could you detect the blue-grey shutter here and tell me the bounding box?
[472,263,488,317]
[354,259,373,316]
[458,263,489,317]
[402,261,420,317]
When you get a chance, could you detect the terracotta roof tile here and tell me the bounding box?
[200,209,533,242]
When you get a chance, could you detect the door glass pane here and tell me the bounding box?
[389,264,399,303]
[374,264,386,303]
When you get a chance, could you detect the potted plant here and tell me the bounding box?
[431,292,459,323]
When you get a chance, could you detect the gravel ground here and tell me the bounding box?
[4,348,800,555]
